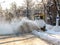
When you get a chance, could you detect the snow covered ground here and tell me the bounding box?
[46,24,60,35]
[51,26,60,32]
[32,30,60,45]
[46,24,54,30]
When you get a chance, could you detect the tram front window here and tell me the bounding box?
[34,16,40,20]
[40,16,43,19]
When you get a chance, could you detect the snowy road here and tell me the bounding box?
[0,34,50,45]
[0,30,60,45]
[32,30,60,45]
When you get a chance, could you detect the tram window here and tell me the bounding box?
[34,16,40,20]
[40,16,43,19]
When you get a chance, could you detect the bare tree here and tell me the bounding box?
[23,0,35,19]
[10,2,17,18]
[0,4,4,21]
[5,9,11,22]
[0,4,3,16]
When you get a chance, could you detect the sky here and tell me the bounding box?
[0,0,42,10]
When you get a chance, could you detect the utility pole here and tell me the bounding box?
[56,0,59,26]
[53,0,59,26]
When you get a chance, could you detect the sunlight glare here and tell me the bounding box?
[0,0,42,10]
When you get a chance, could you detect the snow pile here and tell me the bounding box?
[45,24,60,35]
[46,30,60,35]
[46,24,54,30]
[32,30,60,45]
[46,24,60,34]
[51,26,60,32]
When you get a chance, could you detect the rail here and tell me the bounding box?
[0,34,35,44]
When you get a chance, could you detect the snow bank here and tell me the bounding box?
[51,26,60,32]
[46,30,60,35]
[46,24,60,35]
[46,24,53,30]
[32,30,60,45]
[46,25,60,35]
